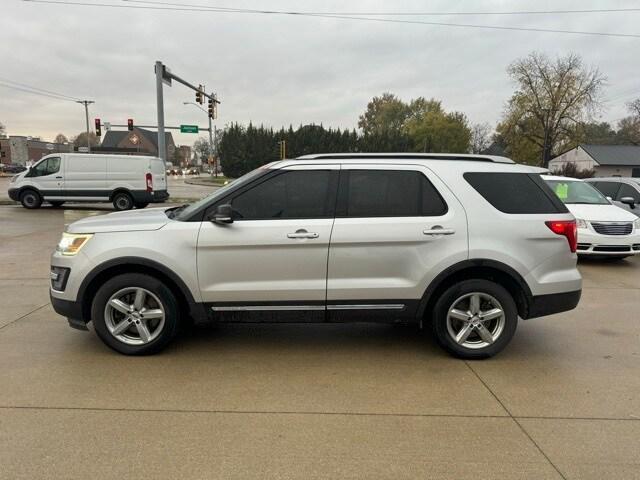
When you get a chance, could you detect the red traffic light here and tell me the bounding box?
[94,118,101,137]
[127,119,134,131]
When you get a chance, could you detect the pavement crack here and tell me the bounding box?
[464,361,568,480]
[0,303,49,331]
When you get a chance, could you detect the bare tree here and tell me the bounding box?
[54,133,68,144]
[498,52,606,166]
[0,121,6,137]
[470,122,492,154]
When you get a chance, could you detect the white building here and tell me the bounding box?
[549,144,640,177]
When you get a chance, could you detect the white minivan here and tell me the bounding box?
[8,153,169,210]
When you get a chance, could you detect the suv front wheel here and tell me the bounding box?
[432,279,518,359]
[91,273,180,355]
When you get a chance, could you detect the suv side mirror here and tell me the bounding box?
[620,196,637,209]
[210,204,233,224]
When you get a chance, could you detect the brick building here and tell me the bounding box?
[0,136,72,166]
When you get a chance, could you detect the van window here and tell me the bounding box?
[231,170,336,220]
[465,173,567,214]
[617,184,640,202]
[338,170,448,217]
[29,157,60,177]
[592,181,621,198]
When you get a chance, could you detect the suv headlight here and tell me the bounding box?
[56,233,93,256]
[634,218,640,230]
[575,218,588,229]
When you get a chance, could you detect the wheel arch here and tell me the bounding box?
[418,259,533,321]
[77,257,205,324]
[109,188,133,201]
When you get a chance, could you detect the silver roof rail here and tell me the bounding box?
[295,153,514,164]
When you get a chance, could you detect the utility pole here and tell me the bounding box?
[76,100,94,152]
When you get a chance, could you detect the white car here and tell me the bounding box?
[544,175,640,259]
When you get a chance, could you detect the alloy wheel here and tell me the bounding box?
[104,287,165,345]
[446,292,506,350]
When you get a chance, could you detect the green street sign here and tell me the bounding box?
[180,125,199,133]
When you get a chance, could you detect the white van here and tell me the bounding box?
[8,153,169,210]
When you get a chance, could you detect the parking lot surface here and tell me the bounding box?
[0,204,639,479]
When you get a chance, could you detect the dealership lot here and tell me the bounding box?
[0,204,639,479]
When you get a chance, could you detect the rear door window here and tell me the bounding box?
[338,170,447,217]
[464,172,567,214]
[592,181,621,198]
[616,183,640,203]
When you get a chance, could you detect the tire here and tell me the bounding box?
[20,189,42,209]
[112,191,134,211]
[91,273,180,355]
[134,202,149,209]
[431,279,518,359]
[49,201,65,208]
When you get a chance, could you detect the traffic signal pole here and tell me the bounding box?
[76,100,94,153]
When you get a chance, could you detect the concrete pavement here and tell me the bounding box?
[0,205,639,479]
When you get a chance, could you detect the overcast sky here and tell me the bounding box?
[1,0,639,147]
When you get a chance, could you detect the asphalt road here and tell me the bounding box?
[0,205,639,479]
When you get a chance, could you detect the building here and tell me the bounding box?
[549,144,640,177]
[100,127,176,159]
[0,136,72,166]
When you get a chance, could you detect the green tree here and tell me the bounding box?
[406,110,471,153]
[498,52,606,166]
[72,131,99,148]
[358,93,409,135]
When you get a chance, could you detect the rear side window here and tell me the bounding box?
[617,183,640,202]
[339,170,447,217]
[592,181,621,198]
[464,172,567,214]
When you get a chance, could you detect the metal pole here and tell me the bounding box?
[155,61,166,167]
[76,100,94,153]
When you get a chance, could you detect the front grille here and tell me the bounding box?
[590,222,633,235]
[593,245,631,252]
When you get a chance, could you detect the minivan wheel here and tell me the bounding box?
[91,273,180,355]
[112,192,134,211]
[432,279,517,359]
[20,189,42,209]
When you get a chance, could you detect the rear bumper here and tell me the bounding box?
[131,189,170,204]
[524,289,581,319]
[50,293,89,331]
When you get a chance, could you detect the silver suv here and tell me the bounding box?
[50,154,582,358]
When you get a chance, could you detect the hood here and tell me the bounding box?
[566,203,638,223]
[67,207,171,234]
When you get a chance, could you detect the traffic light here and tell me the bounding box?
[127,119,134,131]
[196,85,203,104]
[94,118,101,137]
[208,97,214,119]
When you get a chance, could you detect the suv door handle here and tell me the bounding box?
[423,227,455,236]
[287,229,319,239]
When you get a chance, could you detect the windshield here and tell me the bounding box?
[546,179,609,205]
[172,166,271,221]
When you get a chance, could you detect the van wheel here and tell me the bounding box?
[91,273,180,355]
[134,202,149,209]
[431,279,518,359]
[49,201,65,208]
[20,189,42,209]
[112,192,133,211]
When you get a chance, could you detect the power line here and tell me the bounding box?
[0,76,80,101]
[0,81,80,102]
[21,0,640,39]
[125,0,640,17]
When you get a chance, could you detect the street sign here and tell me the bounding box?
[180,125,199,133]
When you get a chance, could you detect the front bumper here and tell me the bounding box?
[576,228,640,255]
[50,293,88,330]
[8,188,19,201]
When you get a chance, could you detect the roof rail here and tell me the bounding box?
[295,153,514,164]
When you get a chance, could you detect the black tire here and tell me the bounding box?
[91,273,180,355]
[20,189,42,209]
[112,191,134,211]
[431,279,518,359]
[134,202,149,209]
[49,201,65,208]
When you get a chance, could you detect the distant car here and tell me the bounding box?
[2,163,27,174]
[188,168,199,175]
[544,175,640,259]
[584,177,640,217]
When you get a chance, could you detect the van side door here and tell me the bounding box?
[326,164,468,319]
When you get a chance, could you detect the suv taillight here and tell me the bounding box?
[146,172,153,193]
[546,220,577,253]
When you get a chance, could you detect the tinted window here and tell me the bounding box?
[464,173,566,214]
[617,183,640,202]
[29,157,60,177]
[231,170,334,219]
[593,181,621,198]
[341,170,447,217]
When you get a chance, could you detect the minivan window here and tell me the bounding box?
[465,173,566,214]
[545,179,609,205]
[28,157,60,177]
[340,170,447,217]
[231,170,335,219]
[592,181,621,198]
[617,183,640,202]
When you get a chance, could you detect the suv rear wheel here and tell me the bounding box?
[91,273,180,355]
[432,279,517,359]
